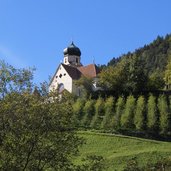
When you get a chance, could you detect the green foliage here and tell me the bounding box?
[76,155,106,171]
[147,70,165,90]
[158,95,170,135]
[0,61,83,170]
[90,97,104,129]
[1,92,84,170]
[81,99,95,127]
[73,93,171,136]
[0,92,84,170]
[112,96,125,129]
[147,95,158,133]
[143,156,171,171]
[101,97,115,130]
[105,34,171,92]
[99,58,129,92]
[164,54,171,89]
[77,131,171,171]
[123,157,142,171]
[73,98,85,126]
[109,35,171,76]
[125,55,148,92]
[134,96,146,131]
[0,60,35,98]
[99,54,148,93]
[74,76,93,98]
[124,156,171,171]
[107,56,121,66]
[121,95,136,129]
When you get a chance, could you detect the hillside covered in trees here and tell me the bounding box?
[76,34,171,140]
[99,34,171,94]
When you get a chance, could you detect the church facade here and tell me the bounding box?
[49,42,101,95]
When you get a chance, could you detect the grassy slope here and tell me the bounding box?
[75,131,171,171]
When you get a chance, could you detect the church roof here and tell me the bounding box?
[62,63,100,79]
[62,64,100,80]
[61,64,81,80]
[49,63,100,86]
[78,64,100,78]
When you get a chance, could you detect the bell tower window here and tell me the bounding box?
[65,58,67,64]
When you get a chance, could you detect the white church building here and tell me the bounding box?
[49,42,101,95]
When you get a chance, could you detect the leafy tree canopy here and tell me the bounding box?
[0,61,84,170]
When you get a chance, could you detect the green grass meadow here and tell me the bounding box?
[75,131,171,170]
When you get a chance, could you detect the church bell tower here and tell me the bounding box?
[63,42,82,67]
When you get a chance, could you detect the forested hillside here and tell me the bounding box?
[99,34,171,93]
[108,34,171,74]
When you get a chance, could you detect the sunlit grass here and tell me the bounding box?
[75,131,171,170]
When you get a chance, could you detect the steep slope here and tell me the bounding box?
[108,34,171,76]
[76,131,171,171]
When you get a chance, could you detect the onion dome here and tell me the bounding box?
[63,42,81,56]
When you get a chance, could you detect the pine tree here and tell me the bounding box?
[134,96,146,131]
[112,96,125,130]
[121,95,136,129]
[101,96,115,130]
[90,97,104,129]
[158,95,170,135]
[81,99,95,127]
[147,94,158,133]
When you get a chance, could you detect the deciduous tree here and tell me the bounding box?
[121,95,136,129]
[81,99,95,127]
[101,96,115,130]
[0,60,35,98]
[158,95,170,135]
[0,61,83,170]
[134,96,146,131]
[112,96,125,130]
[147,94,158,133]
[90,97,104,129]
[72,98,85,126]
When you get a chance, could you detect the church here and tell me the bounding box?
[49,42,101,96]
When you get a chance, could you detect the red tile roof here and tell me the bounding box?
[78,64,100,78]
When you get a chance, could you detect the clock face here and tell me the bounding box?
[58,83,64,93]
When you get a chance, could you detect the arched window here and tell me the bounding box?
[76,58,78,63]
[58,83,64,93]
[65,58,67,63]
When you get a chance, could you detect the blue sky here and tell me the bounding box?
[0,0,171,84]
